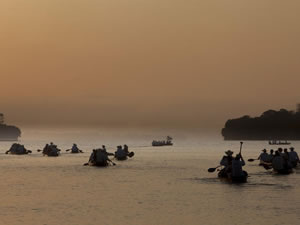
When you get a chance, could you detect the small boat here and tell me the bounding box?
[218,170,248,183]
[114,150,135,161]
[152,136,173,147]
[6,143,32,155]
[268,140,291,145]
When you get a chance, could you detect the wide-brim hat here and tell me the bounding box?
[225,150,234,156]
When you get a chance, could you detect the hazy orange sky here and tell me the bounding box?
[1,0,300,128]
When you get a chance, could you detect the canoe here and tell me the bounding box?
[88,161,109,167]
[268,141,291,145]
[115,156,127,161]
[152,142,173,147]
[274,168,293,175]
[218,170,248,183]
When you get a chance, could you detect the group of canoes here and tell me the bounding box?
[5,143,135,167]
[252,147,299,174]
[209,143,300,183]
[85,145,134,167]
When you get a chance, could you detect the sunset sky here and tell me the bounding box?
[1,0,300,128]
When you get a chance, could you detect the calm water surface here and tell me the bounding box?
[0,128,299,225]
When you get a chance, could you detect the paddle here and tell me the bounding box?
[37,149,42,152]
[248,158,258,162]
[262,164,272,170]
[27,150,32,154]
[108,160,116,166]
[107,152,115,156]
[128,152,134,158]
[66,149,71,152]
[5,150,10,154]
[239,141,243,155]
[208,165,222,173]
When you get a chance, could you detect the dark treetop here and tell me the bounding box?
[0,113,21,141]
[222,108,300,140]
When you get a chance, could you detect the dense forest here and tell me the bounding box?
[222,108,300,140]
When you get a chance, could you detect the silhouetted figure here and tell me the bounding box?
[258,149,269,163]
[272,151,286,173]
[231,154,246,178]
[124,144,129,154]
[218,150,234,177]
[115,146,127,160]
[88,149,114,167]
[289,147,299,167]
[42,142,60,156]
[267,149,274,162]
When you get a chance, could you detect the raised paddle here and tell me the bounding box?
[208,165,222,173]
[239,141,243,155]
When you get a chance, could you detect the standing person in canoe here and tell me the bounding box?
[289,147,299,167]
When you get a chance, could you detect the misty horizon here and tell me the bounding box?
[1,1,300,129]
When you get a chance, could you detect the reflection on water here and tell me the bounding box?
[0,127,299,225]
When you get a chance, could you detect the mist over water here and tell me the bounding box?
[0,127,299,225]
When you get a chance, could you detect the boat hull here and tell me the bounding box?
[218,170,248,183]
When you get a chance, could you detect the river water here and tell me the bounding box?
[0,128,299,225]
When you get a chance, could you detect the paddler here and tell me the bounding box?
[219,150,234,176]
[257,149,269,163]
[231,153,246,178]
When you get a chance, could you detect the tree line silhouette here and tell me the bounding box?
[222,108,300,140]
